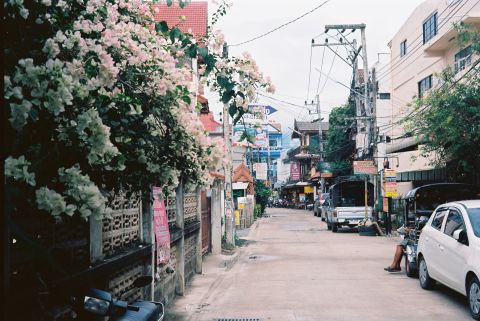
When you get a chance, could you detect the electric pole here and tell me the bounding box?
[222,43,235,246]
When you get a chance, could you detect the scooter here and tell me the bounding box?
[73,276,164,321]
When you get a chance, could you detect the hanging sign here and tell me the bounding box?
[353,161,376,175]
[152,186,170,265]
[290,161,301,181]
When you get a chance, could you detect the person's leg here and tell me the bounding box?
[390,245,403,269]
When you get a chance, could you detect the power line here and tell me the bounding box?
[230,0,331,47]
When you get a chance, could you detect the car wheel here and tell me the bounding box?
[418,256,435,290]
[468,275,480,320]
[332,224,338,233]
[405,254,417,278]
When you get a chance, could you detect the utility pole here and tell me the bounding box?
[315,94,325,194]
[222,43,234,246]
[325,24,372,159]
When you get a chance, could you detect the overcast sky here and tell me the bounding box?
[205,0,424,145]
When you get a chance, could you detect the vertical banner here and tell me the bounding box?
[255,163,268,180]
[152,186,170,265]
[290,161,300,181]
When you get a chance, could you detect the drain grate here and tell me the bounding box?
[213,319,260,321]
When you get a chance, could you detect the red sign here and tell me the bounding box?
[290,161,300,181]
[152,186,170,265]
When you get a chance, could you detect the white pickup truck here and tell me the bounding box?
[325,179,374,232]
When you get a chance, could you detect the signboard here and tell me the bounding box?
[255,163,268,180]
[383,197,389,212]
[234,210,241,226]
[238,197,247,210]
[299,194,306,202]
[233,124,269,148]
[384,169,397,179]
[353,161,376,175]
[240,104,278,123]
[304,186,314,194]
[384,182,398,198]
[290,161,301,181]
[152,187,170,265]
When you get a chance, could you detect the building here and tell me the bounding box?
[379,0,480,195]
[282,120,329,207]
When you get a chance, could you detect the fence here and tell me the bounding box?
[4,183,205,321]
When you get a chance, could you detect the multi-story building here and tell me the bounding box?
[379,0,480,195]
[281,120,329,207]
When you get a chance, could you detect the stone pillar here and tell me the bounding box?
[211,180,222,254]
[175,183,185,295]
[141,192,155,300]
[195,187,202,274]
[89,217,104,264]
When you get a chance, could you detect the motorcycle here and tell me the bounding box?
[72,276,164,321]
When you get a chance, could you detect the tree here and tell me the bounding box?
[324,104,355,175]
[254,179,271,215]
[407,24,480,183]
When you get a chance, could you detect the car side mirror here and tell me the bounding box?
[453,229,469,246]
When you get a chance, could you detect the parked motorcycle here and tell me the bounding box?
[73,276,164,321]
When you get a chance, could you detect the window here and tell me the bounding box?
[444,210,465,237]
[431,209,447,230]
[379,93,391,100]
[454,46,472,73]
[467,208,480,238]
[423,13,438,44]
[400,40,407,57]
[269,139,277,147]
[418,75,433,97]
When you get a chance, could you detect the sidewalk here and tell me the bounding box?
[165,222,258,321]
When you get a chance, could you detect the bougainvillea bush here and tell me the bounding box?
[4,0,273,221]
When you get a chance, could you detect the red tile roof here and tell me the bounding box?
[153,2,208,38]
[200,112,222,133]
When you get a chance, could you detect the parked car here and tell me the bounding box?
[417,200,480,320]
[325,178,374,232]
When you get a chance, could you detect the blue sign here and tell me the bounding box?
[264,105,278,115]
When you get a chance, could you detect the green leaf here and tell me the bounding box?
[221,90,235,104]
[187,44,197,58]
[182,95,191,105]
[155,21,169,33]
[228,104,237,118]
[170,28,182,42]
[167,0,173,6]
[198,47,208,58]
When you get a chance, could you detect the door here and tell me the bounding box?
[438,208,469,293]
[201,191,211,255]
[423,208,448,279]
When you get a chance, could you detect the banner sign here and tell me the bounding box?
[152,186,170,265]
[353,161,376,175]
[233,124,269,148]
[255,163,268,180]
[290,161,301,181]
[304,186,314,194]
[299,193,306,202]
[235,210,241,226]
[384,182,398,198]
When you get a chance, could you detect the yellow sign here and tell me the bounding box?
[304,186,314,193]
[384,182,398,198]
[238,203,245,209]
[235,210,240,226]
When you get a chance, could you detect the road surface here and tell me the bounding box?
[167,208,471,321]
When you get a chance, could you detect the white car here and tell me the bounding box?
[417,200,480,320]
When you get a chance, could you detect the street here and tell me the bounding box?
[167,208,471,321]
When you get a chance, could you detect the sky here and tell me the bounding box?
[204,0,424,146]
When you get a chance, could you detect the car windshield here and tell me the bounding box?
[467,208,480,238]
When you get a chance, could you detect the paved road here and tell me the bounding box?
[167,208,471,321]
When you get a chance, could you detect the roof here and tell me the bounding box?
[233,163,253,183]
[292,120,329,138]
[403,183,479,199]
[269,122,282,133]
[153,2,208,38]
[199,112,222,133]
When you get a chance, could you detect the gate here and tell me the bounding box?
[201,191,211,254]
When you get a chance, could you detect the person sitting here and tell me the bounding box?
[384,227,411,272]
[384,216,429,273]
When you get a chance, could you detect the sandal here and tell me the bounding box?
[384,266,401,272]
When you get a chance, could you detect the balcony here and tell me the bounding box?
[287,144,321,160]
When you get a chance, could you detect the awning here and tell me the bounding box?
[232,182,249,190]
[386,135,426,154]
[295,181,310,186]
